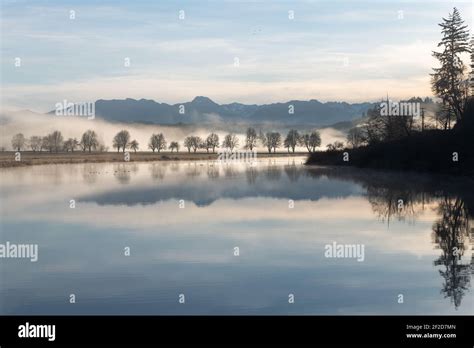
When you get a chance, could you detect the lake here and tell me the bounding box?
[0,157,473,314]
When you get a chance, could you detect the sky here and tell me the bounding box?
[1,0,473,112]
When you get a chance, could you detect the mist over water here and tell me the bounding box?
[0,110,347,151]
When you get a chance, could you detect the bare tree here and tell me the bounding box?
[41,136,53,152]
[244,127,257,150]
[48,131,63,153]
[148,133,166,152]
[299,131,321,152]
[206,133,219,153]
[363,99,415,142]
[113,130,131,152]
[156,134,167,152]
[63,138,79,152]
[29,136,42,152]
[191,136,202,152]
[81,130,99,152]
[284,129,300,153]
[259,131,272,153]
[130,140,139,153]
[346,127,366,148]
[265,132,281,153]
[148,135,157,152]
[79,138,87,152]
[283,136,291,153]
[169,141,180,152]
[327,141,345,151]
[222,133,239,152]
[184,136,193,153]
[11,133,26,151]
[63,139,71,152]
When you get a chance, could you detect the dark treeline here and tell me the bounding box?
[9,128,323,154]
[307,7,474,176]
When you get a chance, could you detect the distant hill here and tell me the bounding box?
[62,97,375,126]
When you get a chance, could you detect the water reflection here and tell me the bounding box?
[112,163,139,184]
[245,166,258,184]
[307,167,474,310]
[207,164,220,180]
[284,162,302,182]
[0,159,473,314]
[265,165,282,181]
[81,161,474,310]
[432,197,472,309]
[149,163,167,181]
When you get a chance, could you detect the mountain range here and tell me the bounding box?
[85,97,374,126]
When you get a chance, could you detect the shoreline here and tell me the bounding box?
[0,151,309,168]
[306,129,474,177]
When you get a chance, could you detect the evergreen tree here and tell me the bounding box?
[431,7,470,128]
[470,36,474,96]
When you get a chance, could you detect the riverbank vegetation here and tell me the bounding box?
[307,7,474,176]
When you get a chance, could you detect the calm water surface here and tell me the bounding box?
[1,157,473,314]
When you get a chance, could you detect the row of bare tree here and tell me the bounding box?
[11,130,107,153]
[10,128,327,153]
[118,128,324,153]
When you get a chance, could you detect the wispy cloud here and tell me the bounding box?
[1,0,472,109]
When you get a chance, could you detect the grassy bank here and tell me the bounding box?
[0,151,308,168]
[306,130,474,176]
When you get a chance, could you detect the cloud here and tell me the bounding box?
[1,0,472,109]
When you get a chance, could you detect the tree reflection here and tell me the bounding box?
[432,196,472,310]
[245,165,258,184]
[313,167,474,310]
[366,186,425,225]
[207,164,220,180]
[223,165,238,178]
[284,163,302,182]
[113,163,138,184]
[185,162,203,177]
[264,166,282,181]
[149,163,167,180]
[82,163,99,184]
[170,162,180,172]
[365,180,473,309]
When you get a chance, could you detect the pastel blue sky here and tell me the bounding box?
[1,0,473,112]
